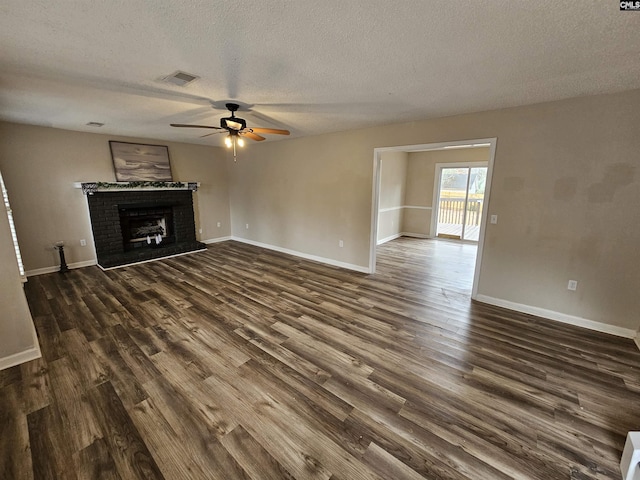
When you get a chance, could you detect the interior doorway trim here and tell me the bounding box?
[370,138,497,299]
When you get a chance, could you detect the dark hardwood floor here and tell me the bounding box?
[2,237,639,479]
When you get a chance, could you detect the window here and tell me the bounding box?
[0,171,25,278]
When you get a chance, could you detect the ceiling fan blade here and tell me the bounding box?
[199,131,226,138]
[241,131,266,142]
[170,123,223,130]
[249,127,290,135]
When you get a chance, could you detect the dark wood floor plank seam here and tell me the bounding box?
[8,237,638,480]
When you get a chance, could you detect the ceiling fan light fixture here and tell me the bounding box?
[169,102,289,154]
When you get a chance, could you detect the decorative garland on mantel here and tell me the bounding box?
[80,181,199,195]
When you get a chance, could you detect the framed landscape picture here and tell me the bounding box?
[109,141,173,182]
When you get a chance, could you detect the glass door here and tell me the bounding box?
[435,165,487,242]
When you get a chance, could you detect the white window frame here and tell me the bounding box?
[0,171,26,279]
[431,161,488,241]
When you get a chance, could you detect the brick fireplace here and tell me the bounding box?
[86,188,205,268]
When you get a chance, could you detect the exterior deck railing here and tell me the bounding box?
[438,198,483,226]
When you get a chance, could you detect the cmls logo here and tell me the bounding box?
[620,1,640,10]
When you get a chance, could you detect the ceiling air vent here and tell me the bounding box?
[163,71,200,87]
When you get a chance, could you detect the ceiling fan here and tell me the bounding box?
[170,103,290,159]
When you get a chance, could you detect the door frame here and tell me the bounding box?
[431,161,488,242]
[370,138,497,299]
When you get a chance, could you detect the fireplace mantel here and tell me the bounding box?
[74,181,199,195]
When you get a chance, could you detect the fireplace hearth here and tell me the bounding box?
[86,189,205,268]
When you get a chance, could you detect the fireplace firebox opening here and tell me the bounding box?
[119,204,175,251]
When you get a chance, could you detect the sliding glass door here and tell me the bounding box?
[435,164,487,242]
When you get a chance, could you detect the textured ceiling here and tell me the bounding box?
[1,1,639,146]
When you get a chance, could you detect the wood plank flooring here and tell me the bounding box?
[2,237,639,479]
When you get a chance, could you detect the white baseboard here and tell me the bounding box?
[0,297,43,371]
[378,233,432,245]
[635,332,640,352]
[26,259,97,277]
[377,233,402,245]
[25,242,221,275]
[401,232,431,239]
[231,236,371,274]
[0,345,42,371]
[202,236,232,244]
[98,248,207,270]
[474,294,637,339]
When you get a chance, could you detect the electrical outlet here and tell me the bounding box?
[80,239,86,247]
[567,280,578,291]
[198,228,202,234]
[339,240,344,248]
[217,222,221,228]
[490,214,498,224]
[246,223,249,229]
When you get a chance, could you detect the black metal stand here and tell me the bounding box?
[55,243,69,274]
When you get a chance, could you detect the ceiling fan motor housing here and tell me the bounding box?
[221,116,246,131]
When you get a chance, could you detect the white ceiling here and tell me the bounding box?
[1,1,639,147]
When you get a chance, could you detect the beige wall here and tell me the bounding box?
[227,132,374,266]
[404,147,490,236]
[0,179,39,362]
[2,89,639,334]
[231,90,640,332]
[377,151,407,242]
[0,122,230,272]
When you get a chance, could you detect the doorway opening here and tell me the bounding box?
[370,138,497,299]
[434,163,488,242]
